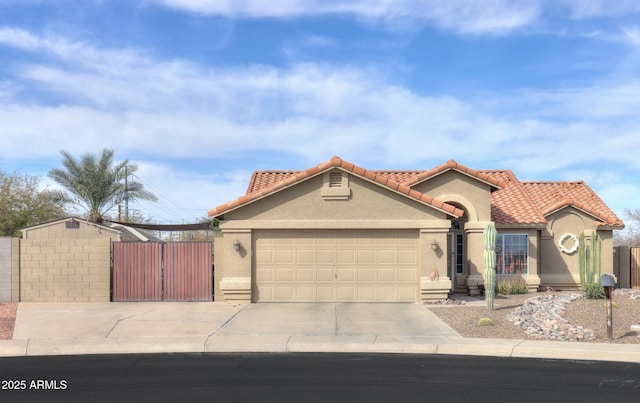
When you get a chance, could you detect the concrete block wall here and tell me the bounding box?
[20,238,111,302]
[0,237,21,302]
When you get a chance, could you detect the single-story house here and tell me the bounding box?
[208,156,624,303]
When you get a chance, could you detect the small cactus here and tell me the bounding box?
[477,317,494,326]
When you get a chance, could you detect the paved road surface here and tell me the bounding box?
[1,353,639,402]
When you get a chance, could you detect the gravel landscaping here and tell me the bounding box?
[0,303,17,340]
[428,289,640,344]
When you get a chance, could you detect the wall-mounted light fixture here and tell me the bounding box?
[233,240,241,252]
[431,239,439,251]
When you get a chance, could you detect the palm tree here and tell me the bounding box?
[47,149,157,223]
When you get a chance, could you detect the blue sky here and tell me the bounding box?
[1,1,640,227]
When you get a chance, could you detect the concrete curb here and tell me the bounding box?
[3,337,640,363]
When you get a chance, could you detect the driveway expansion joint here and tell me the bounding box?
[104,309,156,338]
[205,304,250,340]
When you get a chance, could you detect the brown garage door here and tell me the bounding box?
[253,230,419,302]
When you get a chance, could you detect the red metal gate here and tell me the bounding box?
[112,242,212,301]
[164,242,212,301]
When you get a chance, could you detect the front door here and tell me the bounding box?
[447,221,465,293]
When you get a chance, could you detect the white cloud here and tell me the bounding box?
[2,27,640,216]
[149,1,640,36]
[559,0,640,19]
[151,0,542,35]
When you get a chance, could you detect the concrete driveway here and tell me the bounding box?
[8,302,462,355]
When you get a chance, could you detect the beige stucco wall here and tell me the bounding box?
[540,208,614,289]
[225,172,448,222]
[410,170,493,222]
[20,238,111,302]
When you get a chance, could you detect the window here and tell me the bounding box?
[495,234,528,274]
[455,234,464,275]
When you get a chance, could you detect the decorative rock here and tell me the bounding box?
[506,293,597,341]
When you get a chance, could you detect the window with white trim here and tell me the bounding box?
[495,234,528,274]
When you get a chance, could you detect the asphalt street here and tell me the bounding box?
[1,353,639,402]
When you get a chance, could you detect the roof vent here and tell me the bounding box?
[329,172,342,188]
[322,171,350,200]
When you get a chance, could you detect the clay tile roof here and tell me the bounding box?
[400,159,506,189]
[208,156,464,218]
[479,170,547,226]
[246,171,299,194]
[208,158,622,229]
[521,181,624,228]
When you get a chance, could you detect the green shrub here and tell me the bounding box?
[582,283,605,299]
[495,275,528,295]
[477,318,494,326]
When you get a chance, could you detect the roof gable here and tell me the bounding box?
[208,156,464,219]
[400,159,506,189]
[521,181,624,228]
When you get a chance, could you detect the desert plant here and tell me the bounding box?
[483,223,497,310]
[578,231,601,286]
[477,317,494,326]
[579,232,603,298]
[583,283,605,299]
[495,275,528,295]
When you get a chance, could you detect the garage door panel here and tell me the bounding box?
[358,268,375,281]
[296,287,314,300]
[398,268,417,282]
[378,250,396,264]
[296,268,314,281]
[378,268,395,282]
[276,250,294,264]
[316,268,334,282]
[336,267,355,281]
[256,250,274,264]
[296,250,314,264]
[337,286,355,300]
[256,267,274,281]
[398,287,417,301]
[254,230,418,302]
[357,287,375,300]
[316,287,335,301]
[276,268,294,281]
[398,250,417,264]
[276,287,294,301]
[317,250,335,264]
[337,250,355,264]
[357,249,375,264]
[377,287,396,301]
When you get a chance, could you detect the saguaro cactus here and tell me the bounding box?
[578,231,602,286]
[483,223,497,310]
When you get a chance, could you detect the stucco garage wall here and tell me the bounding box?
[20,238,111,302]
[215,169,454,302]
